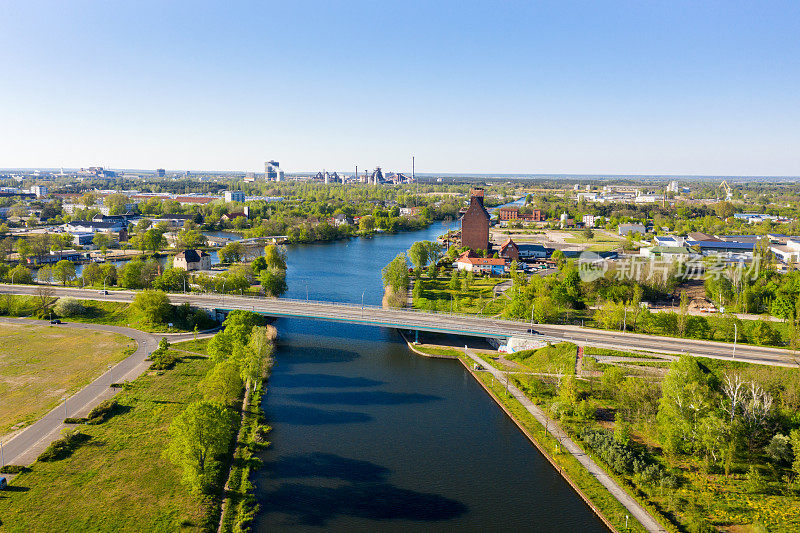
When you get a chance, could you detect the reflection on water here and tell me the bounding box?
[252,319,608,532]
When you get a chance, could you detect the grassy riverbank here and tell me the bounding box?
[455,339,800,532]
[0,352,226,532]
[459,354,652,533]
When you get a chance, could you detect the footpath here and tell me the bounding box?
[0,318,214,475]
[465,349,668,533]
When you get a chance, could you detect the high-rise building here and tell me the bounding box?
[265,160,283,181]
[156,168,166,177]
[31,185,49,198]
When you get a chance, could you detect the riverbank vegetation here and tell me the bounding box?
[0,311,276,533]
[474,341,800,531]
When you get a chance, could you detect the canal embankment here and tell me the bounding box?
[398,331,666,533]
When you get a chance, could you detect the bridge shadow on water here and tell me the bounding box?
[275,346,362,370]
[288,390,442,406]
[259,453,468,527]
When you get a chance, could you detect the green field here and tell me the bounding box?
[0,322,135,440]
[508,342,577,374]
[413,276,508,315]
[0,353,226,532]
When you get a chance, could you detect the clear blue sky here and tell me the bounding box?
[1,1,798,176]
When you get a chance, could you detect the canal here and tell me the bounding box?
[250,222,608,532]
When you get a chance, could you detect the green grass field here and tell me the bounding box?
[508,342,577,374]
[0,323,134,440]
[413,276,508,315]
[0,354,222,532]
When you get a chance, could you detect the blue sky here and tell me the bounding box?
[1,1,798,175]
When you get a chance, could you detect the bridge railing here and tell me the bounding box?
[174,291,533,328]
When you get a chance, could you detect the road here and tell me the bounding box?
[1,284,798,368]
[0,317,205,469]
[466,350,667,533]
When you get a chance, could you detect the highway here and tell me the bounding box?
[1,284,798,368]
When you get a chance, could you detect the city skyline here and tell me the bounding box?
[1,1,799,175]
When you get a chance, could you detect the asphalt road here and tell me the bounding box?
[0,316,202,468]
[1,284,798,369]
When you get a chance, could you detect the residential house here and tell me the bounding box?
[454,251,506,275]
[173,249,211,271]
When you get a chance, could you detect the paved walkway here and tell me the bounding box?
[466,350,667,533]
[0,318,211,471]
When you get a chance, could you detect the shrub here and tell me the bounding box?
[149,348,179,370]
[64,417,88,424]
[37,429,90,462]
[0,465,31,474]
[85,398,119,424]
[54,297,85,317]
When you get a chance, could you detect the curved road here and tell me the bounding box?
[0,317,205,468]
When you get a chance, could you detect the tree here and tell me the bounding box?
[260,268,287,297]
[358,215,375,232]
[53,260,76,285]
[200,361,242,404]
[54,297,85,317]
[657,355,713,455]
[551,249,565,267]
[82,261,102,286]
[449,270,460,291]
[218,241,244,264]
[714,201,735,220]
[165,400,233,492]
[143,228,167,253]
[677,290,690,337]
[408,241,429,270]
[92,232,111,251]
[263,244,287,270]
[8,264,33,284]
[153,267,189,292]
[427,262,438,280]
[131,290,172,324]
[37,265,53,284]
[381,253,409,292]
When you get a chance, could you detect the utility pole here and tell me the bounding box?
[733,322,737,359]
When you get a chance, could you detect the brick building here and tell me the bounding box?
[498,207,543,222]
[461,188,490,251]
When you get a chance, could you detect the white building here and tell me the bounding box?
[224,190,246,203]
[31,185,49,198]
